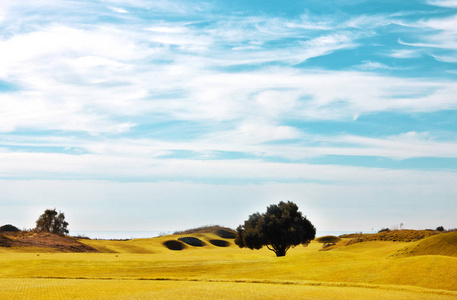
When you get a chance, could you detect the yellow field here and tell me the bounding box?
[2,278,456,300]
[1,231,457,299]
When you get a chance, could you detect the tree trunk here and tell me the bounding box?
[275,248,286,257]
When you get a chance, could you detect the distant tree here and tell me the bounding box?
[35,208,69,235]
[0,224,20,233]
[436,226,444,232]
[316,235,341,246]
[235,201,316,257]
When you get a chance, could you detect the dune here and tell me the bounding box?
[393,231,457,258]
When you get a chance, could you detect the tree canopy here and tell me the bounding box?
[0,224,20,233]
[35,208,69,235]
[235,201,316,257]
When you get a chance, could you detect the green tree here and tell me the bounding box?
[35,208,69,235]
[235,201,316,257]
[316,235,341,249]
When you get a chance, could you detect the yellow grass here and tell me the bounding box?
[392,231,457,258]
[1,278,456,300]
[1,231,457,299]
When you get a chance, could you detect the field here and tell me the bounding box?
[1,229,457,299]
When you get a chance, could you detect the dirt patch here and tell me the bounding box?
[0,235,13,247]
[163,240,186,250]
[209,239,230,247]
[0,231,99,252]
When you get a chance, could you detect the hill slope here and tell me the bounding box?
[393,231,457,258]
[0,231,98,253]
[81,226,236,254]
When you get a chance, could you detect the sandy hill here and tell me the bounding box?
[341,229,440,242]
[0,226,237,254]
[173,225,236,238]
[79,225,237,254]
[0,231,98,253]
[393,231,457,258]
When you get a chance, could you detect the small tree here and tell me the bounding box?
[235,201,316,257]
[35,208,69,235]
[316,235,341,246]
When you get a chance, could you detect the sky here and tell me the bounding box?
[1,0,457,236]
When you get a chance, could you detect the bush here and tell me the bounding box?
[316,236,342,245]
[0,224,20,233]
[35,209,69,235]
[436,226,444,232]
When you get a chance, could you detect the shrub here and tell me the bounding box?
[316,236,342,245]
[35,209,69,235]
[0,224,20,233]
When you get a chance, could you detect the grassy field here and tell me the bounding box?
[1,230,457,299]
[2,278,456,300]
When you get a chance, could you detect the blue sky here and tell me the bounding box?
[1,0,457,235]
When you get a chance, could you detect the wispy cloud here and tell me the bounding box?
[397,14,457,65]
[3,150,457,185]
[356,60,395,70]
[427,0,457,8]
[389,49,423,59]
[108,6,128,14]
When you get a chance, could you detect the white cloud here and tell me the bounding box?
[431,53,457,63]
[0,3,456,160]
[356,60,394,70]
[205,123,302,146]
[101,0,207,13]
[343,15,393,29]
[5,4,440,135]
[427,0,457,7]
[108,6,128,14]
[6,125,457,162]
[389,49,422,59]
[398,15,457,58]
[175,69,457,123]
